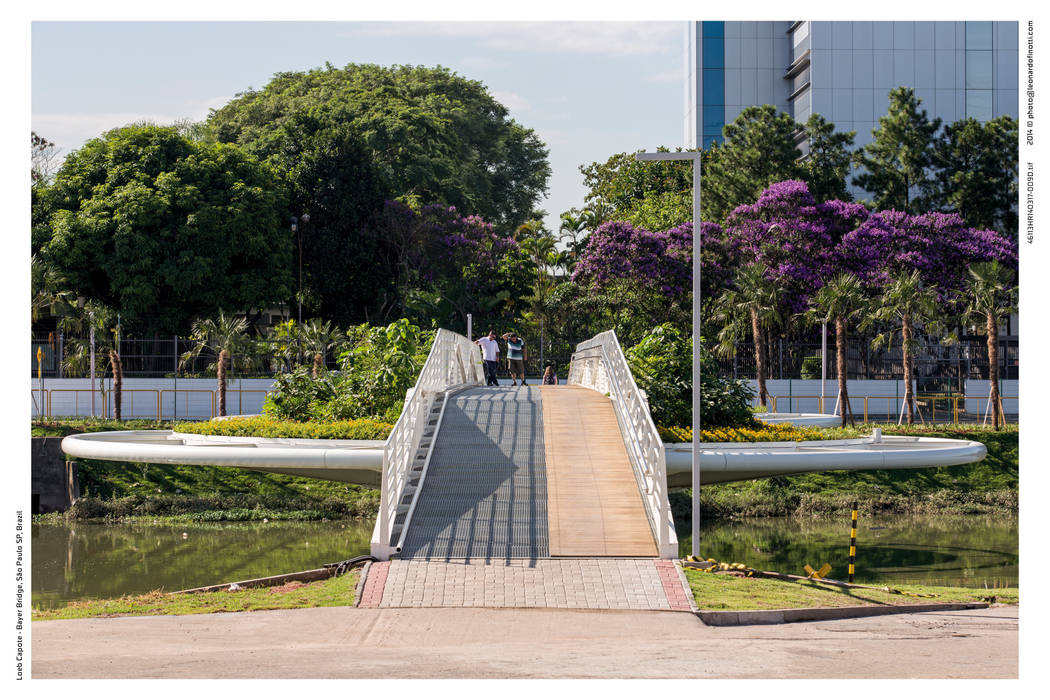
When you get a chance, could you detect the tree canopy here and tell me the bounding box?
[851,87,942,213]
[207,63,551,233]
[35,124,293,335]
[932,116,1018,236]
[701,105,804,221]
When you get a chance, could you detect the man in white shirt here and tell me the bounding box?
[475,330,501,386]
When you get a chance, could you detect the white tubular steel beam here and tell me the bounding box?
[61,430,383,477]
[663,434,987,486]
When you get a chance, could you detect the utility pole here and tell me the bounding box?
[88,311,96,418]
[635,149,702,558]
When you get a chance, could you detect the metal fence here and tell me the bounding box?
[755,394,1018,425]
[30,335,310,379]
[30,387,271,421]
[713,337,1019,390]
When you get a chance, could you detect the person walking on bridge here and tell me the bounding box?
[502,331,527,385]
[475,330,500,386]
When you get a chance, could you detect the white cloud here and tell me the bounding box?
[355,21,681,56]
[536,127,570,146]
[492,90,530,113]
[32,95,231,157]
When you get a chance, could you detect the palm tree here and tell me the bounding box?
[299,318,345,378]
[57,303,126,419]
[963,262,1017,429]
[713,263,782,409]
[864,270,942,424]
[558,210,588,268]
[806,273,868,427]
[181,312,250,417]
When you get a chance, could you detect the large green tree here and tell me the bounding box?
[35,125,293,335]
[578,149,693,230]
[267,113,393,324]
[932,116,1018,236]
[799,114,856,203]
[701,105,803,222]
[852,87,942,213]
[207,63,550,233]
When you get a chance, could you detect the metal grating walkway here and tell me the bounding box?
[398,386,548,561]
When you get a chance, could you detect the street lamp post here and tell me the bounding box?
[291,214,310,324]
[635,150,702,559]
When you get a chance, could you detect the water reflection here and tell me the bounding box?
[33,513,1017,609]
[678,514,1018,588]
[32,520,374,609]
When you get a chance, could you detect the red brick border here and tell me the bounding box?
[654,560,692,611]
[358,561,389,608]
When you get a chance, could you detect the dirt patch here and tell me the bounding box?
[268,581,311,594]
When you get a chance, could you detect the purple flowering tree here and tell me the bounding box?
[571,220,703,341]
[375,201,533,327]
[837,210,1017,299]
[725,180,869,315]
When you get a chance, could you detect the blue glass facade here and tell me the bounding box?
[965,21,994,121]
[700,21,725,146]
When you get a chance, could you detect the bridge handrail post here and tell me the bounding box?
[373,328,483,560]
[567,330,677,559]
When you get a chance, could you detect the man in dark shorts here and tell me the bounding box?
[502,331,527,385]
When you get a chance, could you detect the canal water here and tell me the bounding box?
[32,514,1017,609]
[678,514,1018,589]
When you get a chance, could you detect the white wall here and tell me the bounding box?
[30,377,277,421]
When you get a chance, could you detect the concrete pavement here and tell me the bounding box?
[31,604,1017,679]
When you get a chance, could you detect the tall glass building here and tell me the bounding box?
[685,20,1019,156]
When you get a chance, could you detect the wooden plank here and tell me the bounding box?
[541,385,657,557]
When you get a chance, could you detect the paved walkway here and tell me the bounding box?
[399,386,548,559]
[31,606,1019,678]
[359,558,693,611]
[542,385,658,556]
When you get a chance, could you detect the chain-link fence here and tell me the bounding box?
[34,331,1018,392]
[710,336,1018,392]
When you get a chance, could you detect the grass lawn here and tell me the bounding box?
[683,569,1018,610]
[32,570,361,621]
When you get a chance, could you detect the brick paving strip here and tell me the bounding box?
[358,558,693,611]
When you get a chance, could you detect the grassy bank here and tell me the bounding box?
[32,570,361,621]
[682,569,1017,610]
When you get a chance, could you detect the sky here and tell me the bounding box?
[31,20,687,234]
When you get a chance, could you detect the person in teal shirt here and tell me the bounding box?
[501,332,527,385]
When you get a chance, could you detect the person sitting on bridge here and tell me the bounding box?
[502,332,527,386]
[475,330,501,386]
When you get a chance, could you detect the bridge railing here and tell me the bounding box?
[372,328,484,559]
[568,330,678,558]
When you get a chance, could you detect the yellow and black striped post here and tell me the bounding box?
[848,501,858,583]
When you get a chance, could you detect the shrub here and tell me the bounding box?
[262,319,431,422]
[173,415,392,440]
[657,424,826,443]
[800,355,822,380]
[625,324,757,428]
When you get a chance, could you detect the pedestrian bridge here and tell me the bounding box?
[62,328,987,562]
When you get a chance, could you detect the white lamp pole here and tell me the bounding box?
[635,150,702,559]
[821,322,827,413]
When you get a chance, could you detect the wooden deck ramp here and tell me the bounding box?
[540,385,658,557]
